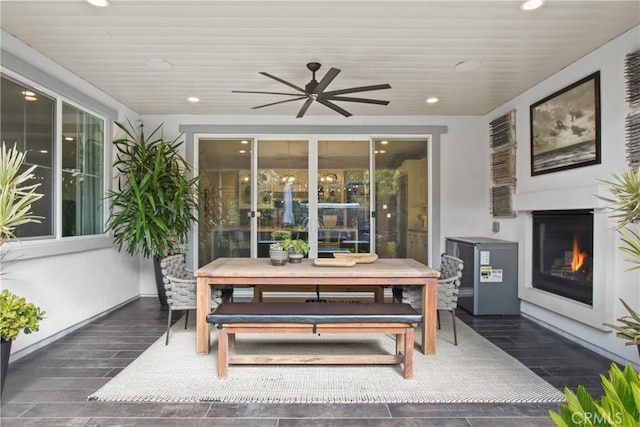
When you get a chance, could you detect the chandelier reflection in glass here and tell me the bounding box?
[319,172,338,183]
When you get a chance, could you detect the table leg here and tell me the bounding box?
[196,278,211,354]
[422,278,437,355]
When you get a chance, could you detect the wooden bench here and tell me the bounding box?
[206,302,422,379]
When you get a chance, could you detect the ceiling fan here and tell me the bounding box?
[232,62,391,118]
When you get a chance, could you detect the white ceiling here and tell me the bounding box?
[1,0,639,117]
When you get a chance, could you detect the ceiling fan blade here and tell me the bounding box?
[322,84,391,97]
[317,99,352,118]
[259,72,306,93]
[252,96,307,109]
[232,90,305,97]
[313,67,340,94]
[324,96,389,105]
[296,98,315,118]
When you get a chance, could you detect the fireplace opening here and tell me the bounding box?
[532,210,593,305]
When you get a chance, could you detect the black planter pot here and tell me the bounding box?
[1,339,12,396]
[153,256,169,306]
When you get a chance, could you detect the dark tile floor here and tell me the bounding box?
[1,297,618,426]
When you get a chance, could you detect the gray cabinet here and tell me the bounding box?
[445,237,519,315]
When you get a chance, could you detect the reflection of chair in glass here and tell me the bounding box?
[393,253,464,345]
[161,255,231,345]
[319,230,343,252]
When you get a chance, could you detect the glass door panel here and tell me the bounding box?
[198,139,252,266]
[374,139,428,264]
[256,140,309,257]
[317,140,370,257]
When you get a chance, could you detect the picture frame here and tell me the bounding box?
[530,72,601,176]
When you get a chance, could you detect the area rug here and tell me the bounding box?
[88,315,565,403]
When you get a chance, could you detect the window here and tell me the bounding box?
[1,75,55,239]
[62,103,104,236]
[1,73,106,240]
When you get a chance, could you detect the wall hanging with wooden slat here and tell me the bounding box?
[489,110,516,217]
[625,49,640,168]
[625,49,640,107]
[626,111,640,169]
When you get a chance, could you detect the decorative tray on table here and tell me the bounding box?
[332,253,379,264]
[313,258,357,267]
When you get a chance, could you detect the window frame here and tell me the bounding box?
[0,68,113,260]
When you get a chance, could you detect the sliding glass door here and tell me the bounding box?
[256,140,309,257]
[196,136,428,267]
[317,140,370,257]
[198,138,252,267]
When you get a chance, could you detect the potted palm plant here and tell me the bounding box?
[0,143,46,395]
[105,120,199,305]
[597,168,640,353]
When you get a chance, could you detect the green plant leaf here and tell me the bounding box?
[0,143,44,244]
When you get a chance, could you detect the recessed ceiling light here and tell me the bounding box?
[187,97,200,103]
[145,58,173,70]
[454,60,482,71]
[380,140,388,145]
[241,140,249,144]
[521,0,544,11]
[239,150,246,154]
[65,136,74,141]
[86,0,110,7]
[24,96,37,101]
[426,97,439,104]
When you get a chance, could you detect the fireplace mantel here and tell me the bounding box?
[513,184,605,212]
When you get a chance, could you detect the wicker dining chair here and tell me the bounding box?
[393,253,464,345]
[161,255,231,345]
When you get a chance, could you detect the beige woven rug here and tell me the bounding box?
[89,315,565,403]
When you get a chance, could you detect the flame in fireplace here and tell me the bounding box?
[571,236,587,271]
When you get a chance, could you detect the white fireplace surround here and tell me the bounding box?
[514,185,614,331]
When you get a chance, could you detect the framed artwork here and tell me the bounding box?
[530,72,601,176]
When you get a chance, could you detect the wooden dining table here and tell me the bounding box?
[194,257,440,355]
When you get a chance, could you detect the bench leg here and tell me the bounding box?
[404,328,415,379]
[218,329,229,379]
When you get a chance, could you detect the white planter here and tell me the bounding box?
[269,249,288,266]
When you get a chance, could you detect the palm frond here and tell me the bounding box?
[0,143,44,243]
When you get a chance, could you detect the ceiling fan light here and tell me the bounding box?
[86,0,110,7]
[521,0,544,11]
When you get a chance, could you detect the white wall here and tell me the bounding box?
[1,31,145,359]
[484,26,640,367]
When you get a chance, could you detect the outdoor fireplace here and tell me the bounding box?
[532,210,594,305]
